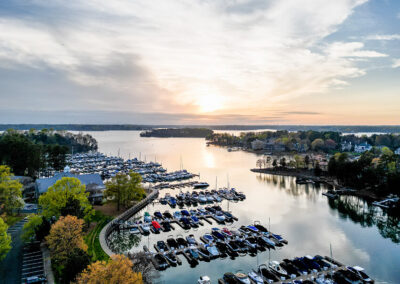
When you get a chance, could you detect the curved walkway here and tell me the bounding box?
[99,188,159,256]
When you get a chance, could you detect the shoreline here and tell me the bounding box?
[250,168,381,201]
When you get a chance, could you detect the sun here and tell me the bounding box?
[195,93,224,113]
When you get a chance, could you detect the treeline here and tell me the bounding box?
[140,128,214,138]
[0,129,97,177]
[328,148,400,195]
[207,130,400,153]
[2,124,400,132]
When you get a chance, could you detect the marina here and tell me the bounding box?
[141,223,288,271]
[116,206,239,233]
[94,131,399,283]
[212,255,374,284]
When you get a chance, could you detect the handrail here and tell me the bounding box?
[99,187,159,256]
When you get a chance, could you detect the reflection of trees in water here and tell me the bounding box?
[256,173,321,201]
[328,196,400,244]
[256,173,400,244]
[107,230,141,254]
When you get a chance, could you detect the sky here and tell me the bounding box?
[0,0,399,125]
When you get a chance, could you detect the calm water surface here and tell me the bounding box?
[88,131,399,284]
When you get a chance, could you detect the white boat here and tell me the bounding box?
[205,244,219,257]
[213,194,222,202]
[129,227,140,234]
[268,261,288,278]
[194,182,209,189]
[140,223,150,233]
[214,212,226,222]
[198,276,211,284]
[235,272,251,284]
[198,194,207,203]
[248,271,264,284]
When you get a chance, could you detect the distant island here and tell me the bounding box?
[1,124,400,133]
[140,128,214,138]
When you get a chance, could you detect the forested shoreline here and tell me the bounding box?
[0,129,97,177]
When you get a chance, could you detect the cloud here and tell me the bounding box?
[365,34,400,40]
[0,0,387,123]
[392,59,400,69]
[279,111,321,115]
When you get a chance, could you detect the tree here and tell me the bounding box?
[0,133,43,177]
[311,138,324,151]
[324,139,337,151]
[0,165,24,214]
[256,159,262,169]
[272,159,277,168]
[61,248,91,284]
[304,155,310,168]
[39,177,94,222]
[46,215,87,265]
[294,155,304,169]
[0,217,11,260]
[105,172,146,211]
[76,254,142,284]
[279,157,286,168]
[22,214,43,242]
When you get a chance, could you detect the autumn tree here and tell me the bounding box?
[311,138,324,151]
[76,254,142,284]
[105,172,146,211]
[0,165,24,214]
[0,217,11,260]
[46,215,87,266]
[39,177,94,222]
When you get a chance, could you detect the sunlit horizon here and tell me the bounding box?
[0,0,399,125]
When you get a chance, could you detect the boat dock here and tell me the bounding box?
[216,255,374,284]
[117,212,238,234]
[153,181,200,190]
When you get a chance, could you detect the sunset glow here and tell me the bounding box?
[0,0,399,124]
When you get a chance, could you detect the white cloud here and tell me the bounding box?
[0,0,383,116]
[392,59,400,69]
[366,34,400,40]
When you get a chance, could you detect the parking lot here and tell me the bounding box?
[0,218,46,284]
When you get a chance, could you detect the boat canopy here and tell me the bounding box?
[152,221,161,229]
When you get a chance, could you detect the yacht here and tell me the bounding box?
[248,271,264,284]
[193,182,209,189]
[234,272,251,284]
[268,261,288,279]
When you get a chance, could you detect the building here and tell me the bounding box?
[354,142,372,153]
[35,166,105,204]
[395,147,400,155]
[341,141,352,152]
[251,139,266,150]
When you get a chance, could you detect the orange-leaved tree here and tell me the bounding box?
[46,215,87,265]
[76,254,142,284]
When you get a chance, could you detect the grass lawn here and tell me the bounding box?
[84,210,113,262]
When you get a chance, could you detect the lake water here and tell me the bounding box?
[88,131,399,284]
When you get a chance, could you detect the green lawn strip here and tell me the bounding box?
[85,210,112,262]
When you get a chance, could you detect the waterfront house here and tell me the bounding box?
[354,142,372,153]
[395,147,400,155]
[35,166,105,204]
[251,139,266,150]
[341,141,352,151]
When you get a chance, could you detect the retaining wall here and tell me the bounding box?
[99,188,159,256]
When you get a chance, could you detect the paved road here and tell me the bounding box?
[0,218,27,284]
